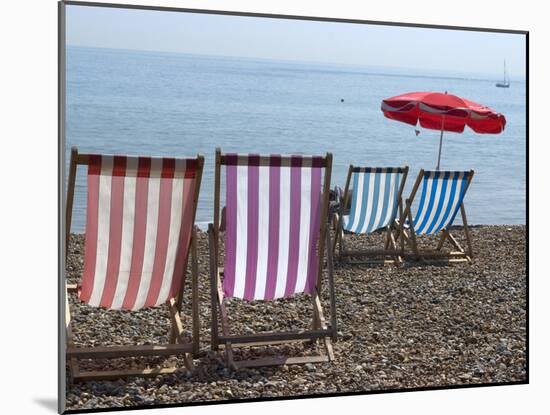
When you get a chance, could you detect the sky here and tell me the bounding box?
[66,4,526,80]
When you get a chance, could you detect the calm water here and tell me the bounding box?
[66,46,526,232]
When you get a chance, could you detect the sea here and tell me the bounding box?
[66,46,527,232]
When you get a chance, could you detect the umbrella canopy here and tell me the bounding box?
[381,91,506,169]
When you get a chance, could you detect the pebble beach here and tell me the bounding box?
[65,225,526,411]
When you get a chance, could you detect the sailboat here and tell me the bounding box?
[496,60,510,88]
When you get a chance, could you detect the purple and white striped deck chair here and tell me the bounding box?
[208,148,337,369]
[403,169,475,263]
[65,147,204,381]
[333,165,409,265]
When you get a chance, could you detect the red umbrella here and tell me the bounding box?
[381,91,506,169]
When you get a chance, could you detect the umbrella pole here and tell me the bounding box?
[436,128,444,170]
[436,114,446,170]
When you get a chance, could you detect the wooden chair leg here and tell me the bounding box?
[392,220,402,240]
[393,219,406,256]
[208,225,219,352]
[388,228,402,265]
[190,227,200,356]
[397,199,405,254]
[312,290,335,361]
[384,225,392,250]
[311,296,321,329]
[169,298,194,370]
[394,221,406,256]
[400,227,405,254]
[309,294,320,345]
[65,287,80,379]
[325,230,338,342]
[406,206,420,259]
[436,230,448,251]
[400,229,418,260]
[339,228,347,260]
[460,204,473,259]
[216,275,235,369]
[332,214,341,255]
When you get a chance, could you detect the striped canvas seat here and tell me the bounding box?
[407,170,473,235]
[342,167,406,234]
[80,154,198,310]
[223,154,324,300]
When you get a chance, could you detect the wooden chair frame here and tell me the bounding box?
[64,147,204,381]
[209,148,338,369]
[399,169,475,264]
[332,165,409,265]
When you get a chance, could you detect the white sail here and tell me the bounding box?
[496,59,510,88]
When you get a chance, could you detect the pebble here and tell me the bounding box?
[305,363,316,372]
[65,226,526,410]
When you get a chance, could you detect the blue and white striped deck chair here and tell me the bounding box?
[333,165,409,264]
[403,169,475,263]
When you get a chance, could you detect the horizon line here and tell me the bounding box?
[66,44,526,83]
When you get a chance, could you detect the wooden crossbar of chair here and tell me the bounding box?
[64,147,203,381]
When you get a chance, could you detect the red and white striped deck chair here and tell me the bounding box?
[208,148,337,369]
[65,147,204,381]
